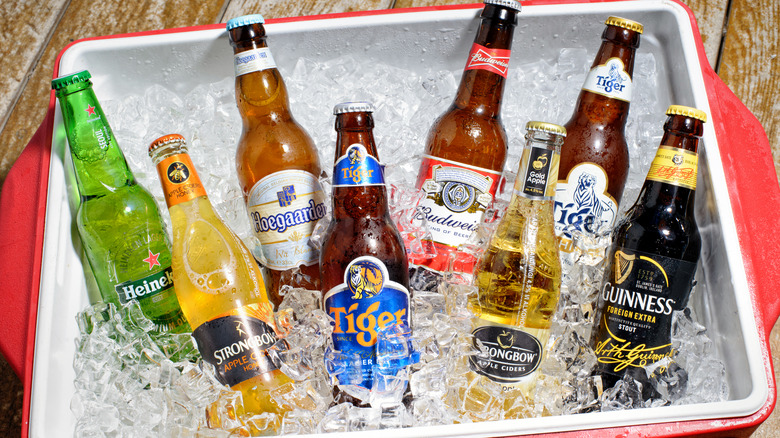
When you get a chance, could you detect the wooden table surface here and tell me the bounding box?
[0,0,777,436]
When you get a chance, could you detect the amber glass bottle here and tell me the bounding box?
[413,0,521,274]
[227,14,326,306]
[554,16,643,264]
[319,102,411,395]
[592,105,705,392]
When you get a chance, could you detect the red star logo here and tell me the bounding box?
[142,250,161,270]
[85,105,96,116]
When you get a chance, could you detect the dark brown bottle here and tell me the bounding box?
[319,102,411,396]
[227,14,325,306]
[412,0,521,274]
[554,16,643,261]
[591,105,705,393]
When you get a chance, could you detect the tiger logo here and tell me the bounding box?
[574,173,613,224]
[347,259,385,300]
[347,146,364,165]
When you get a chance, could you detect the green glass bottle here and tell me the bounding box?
[52,70,189,333]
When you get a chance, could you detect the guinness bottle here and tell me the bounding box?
[592,105,705,392]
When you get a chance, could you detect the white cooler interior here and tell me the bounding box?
[33,1,768,437]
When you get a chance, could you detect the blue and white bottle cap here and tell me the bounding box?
[226,14,265,31]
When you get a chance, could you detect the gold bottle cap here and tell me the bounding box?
[605,16,644,34]
[148,133,187,155]
[666,105,707,123]
[526,121,567,137]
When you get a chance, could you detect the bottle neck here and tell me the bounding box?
[230,31,292,122]
[452,4,518,118]
[150,145,209,210]
[636,116,703,214]
[331,112,388,219]
[511,131,562,206]
[570,26,640,128]
[56,83,135,197]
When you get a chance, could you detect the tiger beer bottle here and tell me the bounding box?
[52,70,189,333]
[319,102,411,397]
[227,14,326,306]
[554,17,643,266]
[148,134,292,423]
[413,0,521,274]
[592,106,705,392]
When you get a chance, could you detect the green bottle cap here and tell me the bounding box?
[52,70,92,90]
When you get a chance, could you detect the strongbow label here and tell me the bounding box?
[470,322,544,385]
[646,146,698,190]
[593,247,697,375]
[412,155,502,272]
[323,256,410,389]
[247,170,327,270]
[233,47,277,77]
[332,144,385,187]
[465,43,511,78]
[517,145,559,200]
[156,154,207,208]
[581,57,633,102]
[554,162,618,257]
[191,302,280,387]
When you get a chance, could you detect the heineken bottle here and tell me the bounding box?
[52,70,189,333]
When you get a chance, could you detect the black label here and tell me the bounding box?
[520,146,552,199]
[192,315,280,387]
[470,325,542,383]
[594,247,698,375]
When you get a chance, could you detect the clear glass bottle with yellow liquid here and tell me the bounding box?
[148,134,292,425]
[464,122,565,418]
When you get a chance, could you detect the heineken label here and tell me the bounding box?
[115,267,174,304]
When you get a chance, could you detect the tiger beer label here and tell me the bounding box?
[191,303,280,387]
[323,256,410,389]
[554,162,618,256]
[246,170,327,270]
[645,146,698,190]
[581,57,633,102]
[233,47,277,77]
[593,247,697,375]
[412,155,501,272]
[464,43,511,78]
[516,145,559,200]
[332,144,385,187]
[469,322,544,384]
[156,154,207,207]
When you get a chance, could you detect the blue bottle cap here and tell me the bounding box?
[226,14,265,31]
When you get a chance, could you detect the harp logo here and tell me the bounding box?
[614,250,635,285]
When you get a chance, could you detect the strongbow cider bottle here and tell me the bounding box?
[592,106,705,392]
[52,70,188,333]
[413,0,521,274]
[554,17,642,265]
[227,14,326,306]
[469,122,565,403]
[319,102,411,395]
[148,134,292,421]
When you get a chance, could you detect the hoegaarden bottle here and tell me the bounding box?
[52,70,189,333]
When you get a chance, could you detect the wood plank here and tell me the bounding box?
[222,0,393,20]
[0,0,68,134]
[678,0,729,68]
[0,0,227,187]
[394,0,474,8]
[718,0,780,181]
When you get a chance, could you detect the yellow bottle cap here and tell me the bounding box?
[606,16,644,34]
[148,133,187,155]
[526,121,567,136]
[666,105,708,123]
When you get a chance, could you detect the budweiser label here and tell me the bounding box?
[464,43,511,78]
[412,155,501,272]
